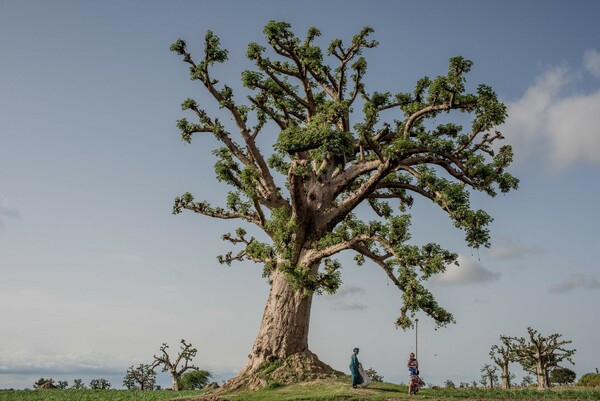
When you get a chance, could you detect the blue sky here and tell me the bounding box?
[1,0,599,390]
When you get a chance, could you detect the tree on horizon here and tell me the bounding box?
[491,336,516,389]
[480,364,499,388]
[123,363,156,390]
[506,327,576,389]
[170,20,518,388]
[152,339,199,391]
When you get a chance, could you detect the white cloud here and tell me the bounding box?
[325,284,367,311]
[0,350,128,375]
[549,274,600,294]
[486,239,544,260]
[584,49,600,77]
[501,52,600,170]
[431,255,500,286]
[329,301,367,311]
[0,199,19,226]
[332,284,365,297]
[0,286,246,388]
[545,91,600,167]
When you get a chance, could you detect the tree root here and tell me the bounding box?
[215,350,345,392]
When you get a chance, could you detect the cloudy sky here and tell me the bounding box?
[1,0,599,390]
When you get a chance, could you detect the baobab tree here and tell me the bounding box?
[506,327,576,389]
[88,378,111,390]
[123,363,156,390]
[71,379,85,389]
[170,21,518,387]
[491,336,515,389]
[152,339,199,391]
[480,364,499,388]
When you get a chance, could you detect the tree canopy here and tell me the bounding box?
[171,21,518,332]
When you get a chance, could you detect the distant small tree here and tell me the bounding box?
[444,379,456,389]
[550,366,576,386]
[471,380,478,388]
[178,369,213,390]
[123,363,157,390]
[71,379,86,389]
[521,375,534,387]
[33,378,55,389]
[506,327,576,389]
[480,364,498,388]
[56,380,68,389]
[491,336,515,389]
[365,367,383,382]
[89,378,111,390]
[152,339,199,391]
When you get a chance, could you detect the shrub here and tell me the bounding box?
[259,359,283,377]
[445,379,456,389]
[578,373,600,387]
[550,367,576,385]
[178,369,213,390]
[365,367,384,382]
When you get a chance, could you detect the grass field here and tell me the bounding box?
[221,379,600,401]
[0,389,204,401]
[2,380,599,401]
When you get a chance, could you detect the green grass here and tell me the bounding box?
[2,381,599,401]
[0,389,204,401]
[217,378,600,401]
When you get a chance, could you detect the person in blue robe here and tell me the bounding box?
[349,347,364,388]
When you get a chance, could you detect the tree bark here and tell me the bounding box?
[242,268,314,374]
[501,365,510,389]
[536,361,548,389]
[171,370,179,391]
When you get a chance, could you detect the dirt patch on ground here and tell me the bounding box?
[175,395,230,401]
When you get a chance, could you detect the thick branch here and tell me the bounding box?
[403,103,452,138]
[352,243,402,288]
[320,160,391,232]
[303,234,371,265]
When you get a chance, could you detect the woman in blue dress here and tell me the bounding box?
[349,347,364,388]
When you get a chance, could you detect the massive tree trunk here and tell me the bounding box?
[243,268,313,374]
[222,264,342,391]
